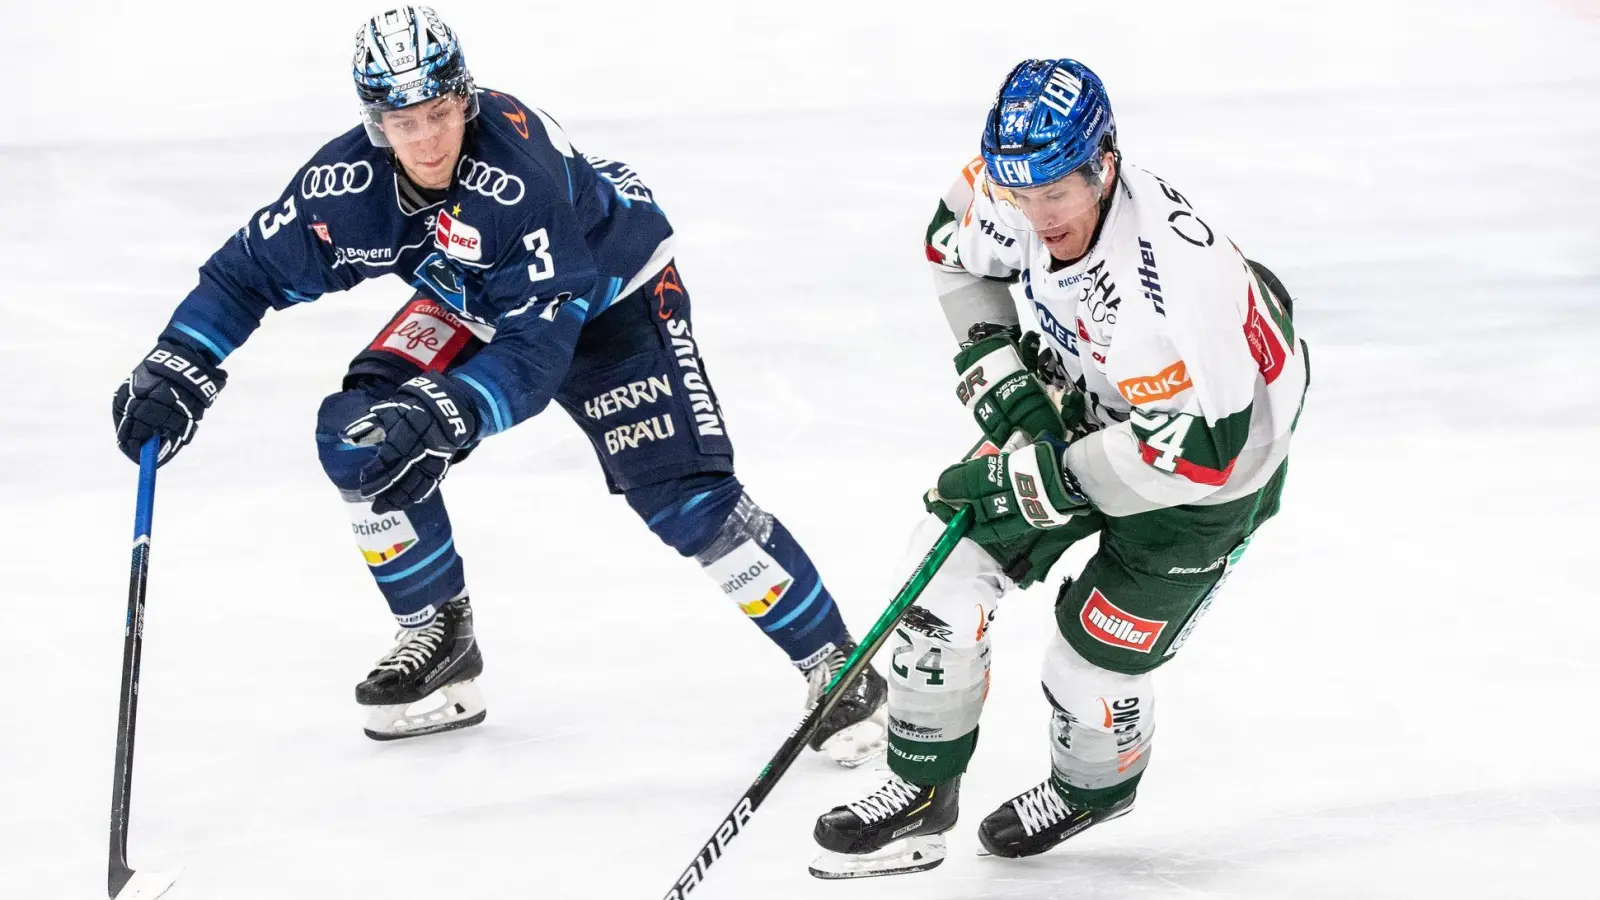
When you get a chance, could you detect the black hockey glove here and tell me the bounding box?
[112,341,228,466]
[343,374,479,514]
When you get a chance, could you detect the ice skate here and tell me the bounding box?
[810,774,959,878]
[356,596,485,740]
[976,779,1135,858]
[800,640,888,766]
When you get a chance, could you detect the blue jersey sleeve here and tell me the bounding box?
[160,173,364,364]
[449,200,600,435]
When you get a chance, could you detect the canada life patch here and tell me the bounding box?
[1080,588,1167,654]
[370,298,472,370]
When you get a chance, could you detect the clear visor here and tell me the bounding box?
[360,92,479,148]
[985,162,1107,234]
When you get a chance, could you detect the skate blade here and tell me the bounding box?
[114,867,184,900]
[821,705,888,768]
[363,679,486,741]
[809,835,947,879]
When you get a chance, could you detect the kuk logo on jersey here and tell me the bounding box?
[1117,360,1192,405]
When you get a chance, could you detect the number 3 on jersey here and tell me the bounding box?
[257,196,297,239]
[523,228,554,282]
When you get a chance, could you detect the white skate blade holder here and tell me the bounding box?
[809,835,947,879]
[364,680,486,741]
[819,706,888,768]
[114,867,184,899]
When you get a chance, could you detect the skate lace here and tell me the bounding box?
[372,619,447,675]
[804,650,847,707]
[1012,782,1073,836]
[846,777,923,825]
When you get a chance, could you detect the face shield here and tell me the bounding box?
[984,154,1109,234]
[360,91,479,149]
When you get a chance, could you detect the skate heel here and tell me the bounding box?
[820,702,888,767]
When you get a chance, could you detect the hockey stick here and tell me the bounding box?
[660,504,974,900]
[107,438,183,900]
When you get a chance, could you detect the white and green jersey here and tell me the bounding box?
[925,159,1309,517]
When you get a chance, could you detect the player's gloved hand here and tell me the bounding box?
[953,324,1065,446]
[926,437,1092,546]
[112,341,229,466]
[342,374,479,514]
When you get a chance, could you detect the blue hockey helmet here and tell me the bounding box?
[981,59,1116,190]
[352,6,479,147]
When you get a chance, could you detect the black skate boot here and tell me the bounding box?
[809,775,960,878]
[977,779,1136,858]
[800,640,888,766]
[356,596,486,741]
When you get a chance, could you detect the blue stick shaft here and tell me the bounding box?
[110,437,159,897]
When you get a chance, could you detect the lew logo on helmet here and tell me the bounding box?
[1038,67,1084,117]
[994,158,1032,185]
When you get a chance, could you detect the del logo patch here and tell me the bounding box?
[1080,588,1166,654]
[435,209,483,262]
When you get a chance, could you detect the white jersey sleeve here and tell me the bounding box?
[924,157,1027,340]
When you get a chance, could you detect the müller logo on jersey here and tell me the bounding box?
[435,209,483,262]
[1080,588,1167,654]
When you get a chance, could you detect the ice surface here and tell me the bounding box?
[2,1,1597,898]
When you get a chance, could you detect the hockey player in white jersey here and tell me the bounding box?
[809,59,1310,877]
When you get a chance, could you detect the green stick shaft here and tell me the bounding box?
[659,506,974,900]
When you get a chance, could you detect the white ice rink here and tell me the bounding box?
[3,1,1598,897]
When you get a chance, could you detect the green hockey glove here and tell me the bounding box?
[926,437,1092,547]
[953,325,1065,447]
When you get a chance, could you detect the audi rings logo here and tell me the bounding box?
[301,162,374,199]
[457,157,526,205]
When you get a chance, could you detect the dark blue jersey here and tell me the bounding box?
[161,89,675,435]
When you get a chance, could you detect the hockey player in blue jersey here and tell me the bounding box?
[108,5,887,761]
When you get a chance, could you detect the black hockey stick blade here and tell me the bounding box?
[659,505,974,900]
[107,439,183,899]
